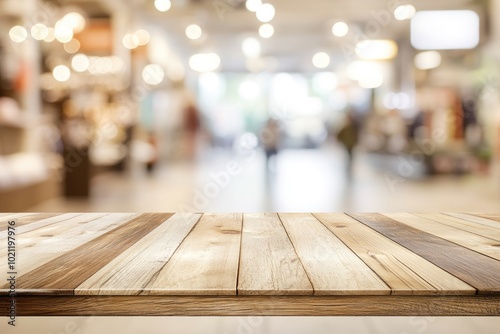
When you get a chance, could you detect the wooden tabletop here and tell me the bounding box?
[1,212,500,316]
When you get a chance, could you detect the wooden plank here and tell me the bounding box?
[0,213,138,275]
[144,213,242,295]
[0,213,107,251]
[0,213,36,226]
[349,213,500,293]
[472,214,500,223]
[4,213,63,227]
[0,212,32,218]
[5,295,500,316]
[238,213,313,295]
[76,213,201,295]
[314,213,475,295]
[416,213,500,242]
[445,213,500,228]
[278,213,390,295]
[0,213,173,295]
[387,213,500,262]
[0,213,85,240]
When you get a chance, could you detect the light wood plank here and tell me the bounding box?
[350,213,500,293]
[0,213,107,251]
[238,213,313,295]
[0,213,173,294]
[7,295,500,316]
[278,213,390,295]
[144,213,242,295]
[314,213,475,295]
[0,213,138,275]
[0,213,85,241]
[4,213,63,227]
[0,213,37,226]
[76,213,201,295]
[472,214,500,223]
[445,212,500,228]
[416,213,500,242]
[387,213,500,262]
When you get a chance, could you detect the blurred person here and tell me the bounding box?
[336,112,359,177]
[261,118,281,171]
[183,94,200,160]
[146,132,159,173]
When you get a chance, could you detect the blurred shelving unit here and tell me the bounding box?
[0,103,61,211]
[0,0,61,211]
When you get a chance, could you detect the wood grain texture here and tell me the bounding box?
[471,214,500,223]
[0,213,49,227]
[279,213,390,295]
[144,213,243,295]
[386,213,500,262]
[76,213,201,295]
[444,213,500,228]
[0,213,86,240]
[238,213,313,295]
[0,213,107,251]
[0,213,173,295]
[0,213,139,276]
[314,213,475,295]
[2,213,63,227]
[2,212,500,316]
[349,213,500,293]
[5,295,500,316]
[416,213,500,242]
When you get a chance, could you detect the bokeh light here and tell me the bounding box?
[189,53,221,72]
[142,64,165,85]
[9,26,28,43]
[312,52,330,69]
[53,65,71,82]
[256,3,275,23]
[186,24,202,40]
[71,54,90,72]
[332,22,349,37]
[154,0,172,12]
[31,23,49,41]
[259,23,274,38]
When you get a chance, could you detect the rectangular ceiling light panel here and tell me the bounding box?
[411,10,480,50]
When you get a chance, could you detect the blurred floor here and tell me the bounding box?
[1,316,500,334]
[30,143,500,213]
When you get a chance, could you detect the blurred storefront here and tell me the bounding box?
[1,0,500,211]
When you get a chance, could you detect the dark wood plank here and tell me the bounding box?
[75,213,201,295]
[0,213,173,295]
[349,213,500,294]
[314,213,475,294]
[3,295,499,316]
[386,213,500,262]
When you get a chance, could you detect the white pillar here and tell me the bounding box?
[19,0,41,152]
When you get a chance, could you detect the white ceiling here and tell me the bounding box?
[87,0,487,72]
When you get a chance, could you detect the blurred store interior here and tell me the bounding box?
[1,0,500,213]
